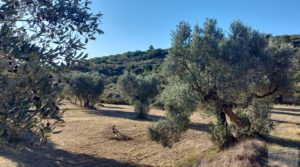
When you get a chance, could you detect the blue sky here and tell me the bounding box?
[85,0,300,58]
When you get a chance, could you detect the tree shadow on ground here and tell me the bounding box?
[87,108,211,133]
[87,109,164,122]
[271,119,300,126]
[259,134,300,148]
[270,111,300,117]
[188,122,210,133]
[272,107,300,112]
[0,137,147,167]
[99,105,127,110]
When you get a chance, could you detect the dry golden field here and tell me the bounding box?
[0,102,299,167]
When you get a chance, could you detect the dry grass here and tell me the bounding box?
[176,104,300,167]
[0,102,214,167]
[266,105,300,167]
[0,103,299,167]
[176,139,266,167]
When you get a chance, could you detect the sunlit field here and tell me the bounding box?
[0,102,299,166]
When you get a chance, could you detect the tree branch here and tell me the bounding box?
[254,85,278,98]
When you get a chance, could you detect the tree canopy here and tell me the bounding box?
[0,0,102,147]
[117,73,158,118]
[68,72,104,108]
[149,19,295,148]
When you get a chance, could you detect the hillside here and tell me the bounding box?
[69,35,300,104]
[71,48,168,82]
[275,34,300,47]
[69,48,168,104]
[75,35,300,79]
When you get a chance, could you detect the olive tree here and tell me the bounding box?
[149,19,294,148]
[0,0,102,147]
[68,72,104,108]
[117,73,158,118]
[291,49,300,100]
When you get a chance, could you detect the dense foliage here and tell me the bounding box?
[69,48,168,104]
[117,73,158,118]
[149,19,295,148]
[0,0,102,147]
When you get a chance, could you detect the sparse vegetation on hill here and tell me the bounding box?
[70,48,168,104]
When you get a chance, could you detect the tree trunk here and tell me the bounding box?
[216,107,227,126]
[204,89,243,128]
[84,99,90,107]
[222,107,243,128]
[78,96,82,106]
[215,105,237,148]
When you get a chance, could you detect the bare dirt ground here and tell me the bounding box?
[0,103,299,167]
[0,103,214,167]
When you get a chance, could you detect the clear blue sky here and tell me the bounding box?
[85,0,300,58]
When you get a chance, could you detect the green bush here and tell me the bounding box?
[133,100,150,118]
[232,100,273,138]
[209,121,236,149]
[149,115,189,148]
[100,83,128,104]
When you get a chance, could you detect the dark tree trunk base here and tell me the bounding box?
[216,108,237,148]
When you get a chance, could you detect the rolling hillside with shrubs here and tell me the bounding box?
[69,35,300,105]
[69,48,168,104]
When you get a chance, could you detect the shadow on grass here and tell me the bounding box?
[271,119,300,126]
[88,108,211,133]
[188,122,210,133]
[0,142,143,167]
[270,111,300,117]
[259,134,300,148]
[272,107,300,112]
[87,109,164,122]
[99,105,127,110]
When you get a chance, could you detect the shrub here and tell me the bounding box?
[148,83,197,147]
[149,115,189,148]
[209,121,237,149]
[232,100,273,138]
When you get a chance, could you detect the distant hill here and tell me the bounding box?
[72,35,300,80]
[71,48,168,83]
[69,48,168,104]
[275,34,300,48]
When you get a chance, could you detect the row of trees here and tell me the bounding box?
[62,71,158,119]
